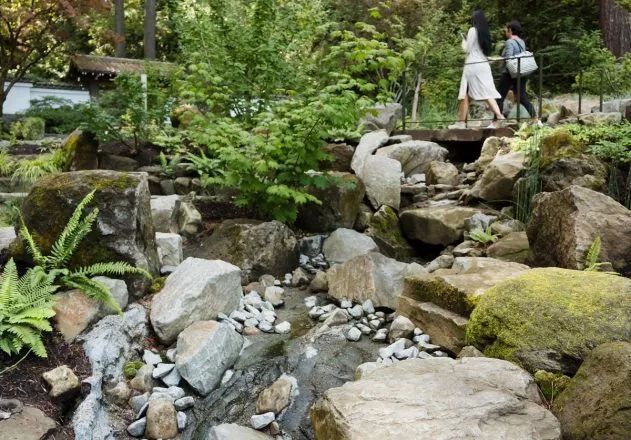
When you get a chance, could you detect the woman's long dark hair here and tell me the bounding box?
[472,9,492,56]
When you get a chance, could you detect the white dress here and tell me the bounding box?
[458,27,501,101]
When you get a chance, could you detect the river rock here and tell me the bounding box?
[470,151,525,201]
[375,141,448,176]
[297,173,365,232]
[42,365,80,400]
[251,412,275,430]
[553,341,631,440]
[309,271,328,292]
[426,161,459,186]
[311,357,560,440]
[93,276,129,317]
[0,406,57,440]
[150,257,242,344]
[467,268,631,375]
[150,195,180,233]
[486,232,529,264]
[362,155,402,210]
[207,424,273,440]
[175,321,244,395]
[127,417,146,437]
[539,155,607,193]
[255,376,293,415]
[365,205,414,261]
[388,316,415,342]
[52,289,100,342]
[145,398,178,440]
[359,104,402,135]
[327,252,426,309]
[400,206,483,246]
[527,186,631,274]
[176,199,202,236]
[190,219,298,283]
[351,130,389,176]
[17,171,160,293]
[322,228,379,264]
[156,232,183,267]
[473,136,502,173]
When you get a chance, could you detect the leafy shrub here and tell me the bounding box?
[0,259,58,358]
[468,227,499,245]
[10,117,45,141]
[12,155,61,185]
[0,150,15,177]
[24,97,86,134]
[19,190,151,312]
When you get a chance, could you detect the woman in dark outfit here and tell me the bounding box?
[496,20,537,120]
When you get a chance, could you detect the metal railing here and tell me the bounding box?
[398,53,627,131]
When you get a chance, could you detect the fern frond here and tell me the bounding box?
[74,261,152,279]
[585,236,602,269]
[18,214,46,267]
[0,336,13,355]
[0,259,19,312]
[50,191,98,267]
[6,325,47,357]
[62,275,122,314]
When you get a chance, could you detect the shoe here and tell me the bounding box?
[448,121,467,129]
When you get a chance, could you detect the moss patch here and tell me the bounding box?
[540,129,586,168]
[123,360,145,379]
[466,268,631,374]
[534,370,570,402]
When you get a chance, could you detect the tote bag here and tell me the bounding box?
[506,40,538,78]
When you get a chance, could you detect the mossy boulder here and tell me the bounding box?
[539,128,586,168]
[539,154,607,193]
[15,171,160,294]
[553,341,631,440]
[365,205,414,261]
[62,129,98,171]
[466,268,631,375]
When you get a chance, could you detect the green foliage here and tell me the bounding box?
[534,370,571,403]
[10,117,45,141]
[24,97,86,134]
[19,190,151,312]
[0,201,21,228]
[158,152,182,178]
[82,73,171,149]
[12,155,61,185]
[0,150,15,177]
[584,235,617,274]
[0,259,59,358]
[150,276,166,294]
[468,227,499,245]
[513,127,543,224]
[123,360,145,379]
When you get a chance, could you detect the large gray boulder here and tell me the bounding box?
[351,130,389,176]
[150,257,242,344]
[527,186,631,274]
[327,252,426,309]
[375,141,448,176]
[188,219,298,283]
[400,206,483,246]
[207,424,273,440]
[297,173,365,233]
[175,321,243,395]
[17,171,160,293]
[426,161,459,186]
[322,228,379,264]
[470,151,525,202]
[151,195,180,233]
[359,104,402,135]
[362,155,401,210]
[311,358,561,440]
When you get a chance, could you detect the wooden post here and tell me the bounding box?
[144,0,157,60]
[115,0,126,58]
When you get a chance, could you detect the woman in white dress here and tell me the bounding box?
[450,9,505,129]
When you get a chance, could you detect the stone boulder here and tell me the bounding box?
[0,406,57,440]
[189,219,298,283]
[175,321,243,395]
[322,143,354,172]
[486,231,529,264]
[473,137,502,174]
[155,232,183,267]
[17,171,160,293]
[62,129,98,171]
[359,104,402,135]
[350,130,389,176]
[553,341,631,440]
[207,424,273,440]
[297,173,365,232]
[311,358,561,440]
[150,258,242,344]
[365,205,414,261]
[362,156,401,210]
[145,398,178,440]
[539,154,607,193]
[470,151,525,202]
[255,376,294,415]
[322,228,379,264]
[375,141,448,176]
[151,195,180,233]
[426,161,459,186]
[327,252,426,309]
[466,268,631,375]
[527,186,631,274]
[578,112,622,125]
[400,206,483,246]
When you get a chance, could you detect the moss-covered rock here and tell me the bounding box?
[540,154,607,193]
[466,268,631,375]
[552,341,631,440]
[366,205,414,261]
[539,128,586,168]
[15,171,160,294]
[62,129,98,171]
[534,370,570,402]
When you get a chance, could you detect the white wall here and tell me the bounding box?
[3,81,90,115]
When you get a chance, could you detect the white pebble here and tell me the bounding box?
[275,321,291,334]
[251,412,275,430]
[346,327,362,342]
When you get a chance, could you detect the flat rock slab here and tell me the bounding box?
[0,406,56,440]
[311,357,560,440]
[207,423,273,440]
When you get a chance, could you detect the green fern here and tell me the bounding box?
[468,227,499,245]
[19,190,152,313]
[0,259,58,358]
[584,236,602,270]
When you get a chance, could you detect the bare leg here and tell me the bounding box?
[458,95,469,122]
[486,99,505,120]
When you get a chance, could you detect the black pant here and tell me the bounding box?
[496,71,536,118]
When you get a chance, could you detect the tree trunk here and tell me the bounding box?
[0,84,5,117]
[144,0,157,60]
[115,0,126,57]
[410,73,422,127]
[600,0,631,58]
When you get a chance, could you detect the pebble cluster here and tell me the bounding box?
[218,287,291,336]
[376,329,449,366]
